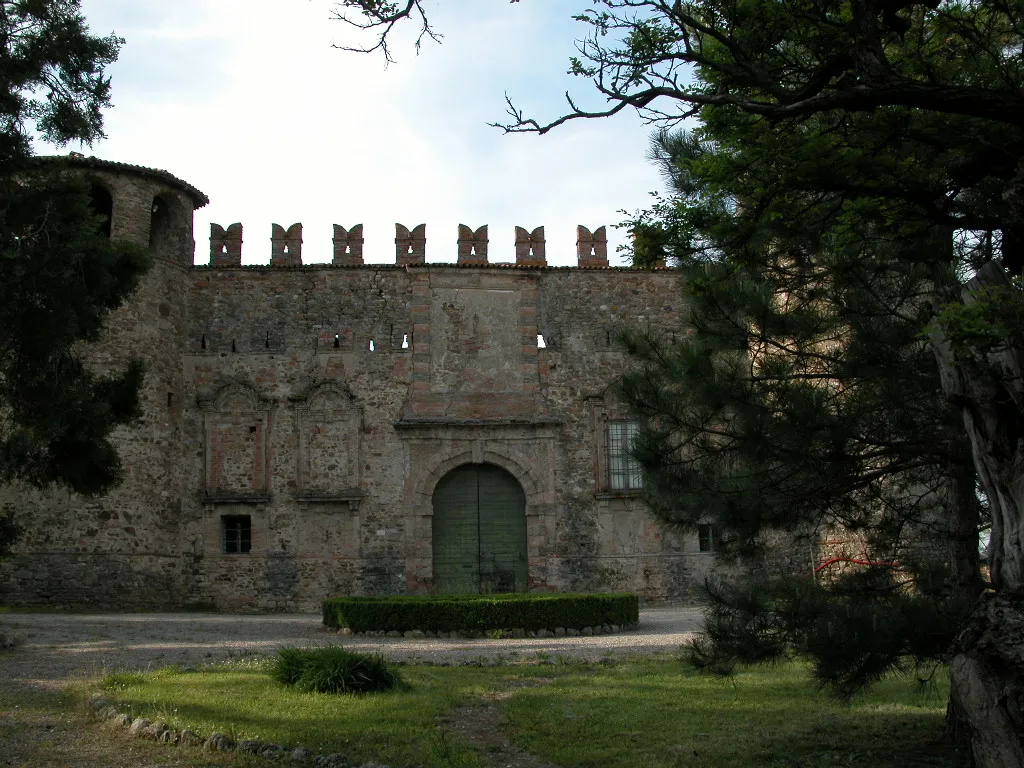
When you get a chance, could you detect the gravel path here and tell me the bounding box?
[0,607,704,689]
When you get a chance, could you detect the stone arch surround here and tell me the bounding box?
[412,446,544,509]
[402,439,556,593]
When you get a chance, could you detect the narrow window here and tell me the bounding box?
[698,524,724,553]
[149,194,173,251]
[368,339,375,352]
[537,334,547,349]
[401,333,410,349]
[89,183,113,238]
[265,331,271,349]
[607,421,643,490]
[222,515,251,554]
[334,334,341,349]
[201,334,207,350]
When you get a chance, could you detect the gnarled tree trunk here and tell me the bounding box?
[933,260,1024,767]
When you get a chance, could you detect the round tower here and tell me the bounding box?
[1,155,208,609]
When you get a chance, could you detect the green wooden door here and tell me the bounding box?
[432,464,528,594]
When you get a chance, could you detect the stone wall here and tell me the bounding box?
[0,158,738,611]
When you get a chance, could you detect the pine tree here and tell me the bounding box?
[621,121,984,698]
[0,1,149,550]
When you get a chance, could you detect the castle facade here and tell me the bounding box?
[0,157,733,611]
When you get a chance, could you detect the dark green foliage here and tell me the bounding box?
[690,572,968,699]
[0,0,122,168]
[0,170,150,495]
[271,646,404,694]
[0,2,145,556]
[604,7,993,699]
[617,125,984,696]
[270,646,307,687]
[322,593,639,633]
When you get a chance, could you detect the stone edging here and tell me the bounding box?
[339,622,639,639]
[87,693,388,768]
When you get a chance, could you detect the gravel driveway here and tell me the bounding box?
[0,607,704,689]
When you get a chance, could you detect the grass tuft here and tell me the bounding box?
[272,646,404,694]
[270,646,306,687]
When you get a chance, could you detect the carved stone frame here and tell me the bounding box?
[292,383,363,511]
[198,383,272,503]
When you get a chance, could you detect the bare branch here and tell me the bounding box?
[329,0,441,63]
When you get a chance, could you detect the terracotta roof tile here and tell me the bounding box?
[33,154,209,208]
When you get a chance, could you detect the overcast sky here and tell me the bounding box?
[39,1,669,266]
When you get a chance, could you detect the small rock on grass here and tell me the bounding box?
[313,753,349,767]
[128,717,151,736]
[179,729,203,747]
[291,746,314,761]
[204,732,235,752]
[142,721,168,740]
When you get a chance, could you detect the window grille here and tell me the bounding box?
[607,421,643,490]
[222,515,251,554]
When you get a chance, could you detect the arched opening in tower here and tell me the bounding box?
[89,183,113,238]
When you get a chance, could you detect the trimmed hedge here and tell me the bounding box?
[322,592,639,634]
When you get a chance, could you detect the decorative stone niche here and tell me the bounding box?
[200,383,271,502]
[293,384,363,510]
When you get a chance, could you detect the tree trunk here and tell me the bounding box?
[947,592,1024,767]
[933,260,1024,766]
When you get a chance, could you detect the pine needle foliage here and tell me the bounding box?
[0,2,149,553]
[690,572,966,699]
[618,111,985,697]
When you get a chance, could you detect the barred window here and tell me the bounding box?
[607,421,643,490]
[698,524,723,553]
[222,515,251,554]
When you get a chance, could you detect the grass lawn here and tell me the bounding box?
[92,656,964,768]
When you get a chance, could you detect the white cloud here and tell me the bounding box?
[46,1,667,267]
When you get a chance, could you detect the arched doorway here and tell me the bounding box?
[432,464,528,594]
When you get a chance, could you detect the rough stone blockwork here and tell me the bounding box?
[0,156,768,612]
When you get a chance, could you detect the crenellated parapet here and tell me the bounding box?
[210,223,243,266]
[271,223,303,266]
[457,224,488,265]
[396,223,426,265]
[333,224,364,265]
[201,222,660,269]
[576,226,608,268]
[515,226,546,267]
